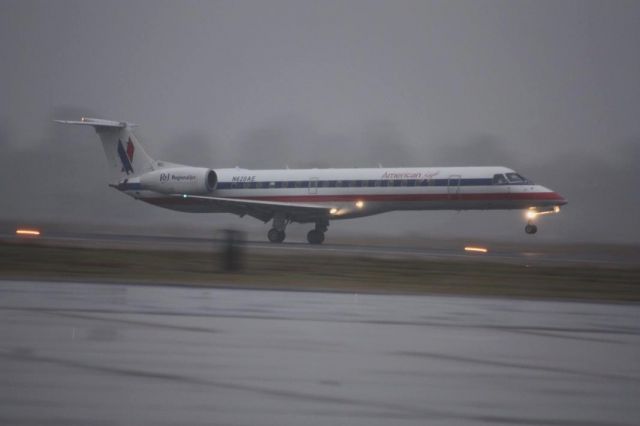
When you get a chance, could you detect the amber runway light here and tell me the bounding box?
[464,246,488,254]
[16,229,41,236]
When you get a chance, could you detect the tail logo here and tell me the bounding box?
[117,138,135,175]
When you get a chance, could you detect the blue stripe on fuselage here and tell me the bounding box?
[215,178,502,190]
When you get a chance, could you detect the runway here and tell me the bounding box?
[1,280,639,425]
[3,229,638,266]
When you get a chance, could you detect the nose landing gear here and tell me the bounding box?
[524,206,561,235]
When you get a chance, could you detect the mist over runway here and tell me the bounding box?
[1,280,639,426]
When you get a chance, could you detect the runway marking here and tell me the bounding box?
[46,311,221,335]
[2,305,638,338]
[397,351,640,383]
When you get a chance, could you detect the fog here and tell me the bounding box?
[1,0,639,243]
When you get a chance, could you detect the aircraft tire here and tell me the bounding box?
[307,230,325,245]
[268,228,285,243]
[525,224,538,234]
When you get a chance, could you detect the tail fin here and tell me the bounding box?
[54,117,155,181]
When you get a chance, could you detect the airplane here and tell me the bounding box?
[55,117,567,244]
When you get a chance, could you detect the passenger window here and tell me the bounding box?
[492,174,508,185]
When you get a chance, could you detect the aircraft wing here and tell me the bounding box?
[172,194,333,223]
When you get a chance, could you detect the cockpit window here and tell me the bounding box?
[505,173,530,184]
[492,174,508,185]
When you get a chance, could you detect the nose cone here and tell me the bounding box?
[540,186,567,205]
[552,191,568,205]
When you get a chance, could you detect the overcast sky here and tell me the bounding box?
[1,0,639,243]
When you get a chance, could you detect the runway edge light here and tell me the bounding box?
[16,228,41,237]
[464,246,488,254]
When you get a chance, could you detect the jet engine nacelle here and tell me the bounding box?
[139,167,217,194]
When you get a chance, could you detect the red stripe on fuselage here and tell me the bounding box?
[228,192,564,203]
[145,192,564,204]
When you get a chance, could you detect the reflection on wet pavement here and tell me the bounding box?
[1,280,639,426]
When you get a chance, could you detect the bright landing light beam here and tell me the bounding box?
[526,206,561,220]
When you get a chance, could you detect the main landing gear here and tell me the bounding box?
[267,228,286,243]
[307,221,328,245]
[266,215,329,245]
[267,213,288,243]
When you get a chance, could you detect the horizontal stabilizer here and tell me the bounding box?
[54,117,137,128]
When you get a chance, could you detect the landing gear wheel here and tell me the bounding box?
[307,229,325,245]
[525,224,538,235]
[268,228,286,243]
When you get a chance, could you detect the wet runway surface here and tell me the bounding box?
[1,279,639,425]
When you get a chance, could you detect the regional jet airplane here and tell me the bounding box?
[56,118,567,244]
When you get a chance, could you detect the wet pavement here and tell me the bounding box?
[1,279,639,425]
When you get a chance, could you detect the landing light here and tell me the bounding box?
[527,206,561,219]
[183,194,188,198]
[330,208,338,215]
[464,246,488,254]
[355,200,364,209]
[16,229,41,237]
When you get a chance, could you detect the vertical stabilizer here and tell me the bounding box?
[54,118,155,181]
